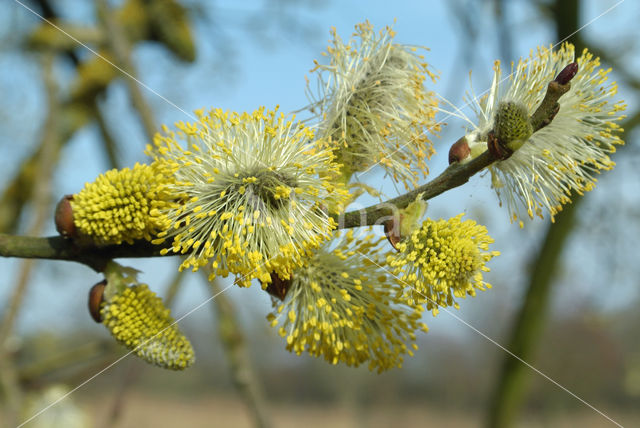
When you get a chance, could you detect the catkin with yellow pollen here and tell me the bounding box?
[307,21,440,187]
[99,262,194,370]
[460,43,626,225]
[71,162,175,245]
[148,106,349,287]
[268,229,427,372]
[387,214,499,315]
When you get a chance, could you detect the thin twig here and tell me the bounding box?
[18,340,115,385]
[208,278,273,428]
[95,0,158,141]
[100,360,139,428]
[164,266,187,308]
[93,101,121,170]
[0,53,59,344]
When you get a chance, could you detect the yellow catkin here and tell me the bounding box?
[71,162,175,245]
[308,21,440,188]
[268,230,427,372]
[101,283,194,370]
[463,43,626,223]
[147,107,349,287]
[387,214,500,314]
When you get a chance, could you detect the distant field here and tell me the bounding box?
[83,393,640,428]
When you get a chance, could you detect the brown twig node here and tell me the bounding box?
[487,130,513,160]
[383,217,401,250]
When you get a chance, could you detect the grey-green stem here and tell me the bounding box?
[0,74,572,271]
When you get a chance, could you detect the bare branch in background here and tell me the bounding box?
[95,0,157,141]
[208,277,273,428]
[0,52,60,425]
[486,1,640,425]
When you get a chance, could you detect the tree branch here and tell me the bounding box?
[337,151,494,228]
[0,68,573,271]
[0,234,167,272]
[96,0,158,141]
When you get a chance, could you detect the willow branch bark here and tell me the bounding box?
[0,70,571,270]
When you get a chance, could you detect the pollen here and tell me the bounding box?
[268,229,426,372]
[71,162,176,245]
[306,21,440,189]
[147,107,349,287]
[100,264,195,370]
[387,214,499,314]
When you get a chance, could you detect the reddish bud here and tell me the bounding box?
[448,136,471,164]
[264,273,291,301]
[554,62,578,85]
[54,195,76,238]
[88,280,106,323]
[383,216,401,251]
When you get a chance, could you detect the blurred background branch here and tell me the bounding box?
[487,1,640,427]
[209,278,273,428]
[0,51,60,426]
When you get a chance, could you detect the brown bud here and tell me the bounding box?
[383,216,401,251]
[486,131,513,160]
[88,280,107,323]
[554,62,578,85]
[448,136,471,164]
[54,195,76,238]
[264,273,291,301]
